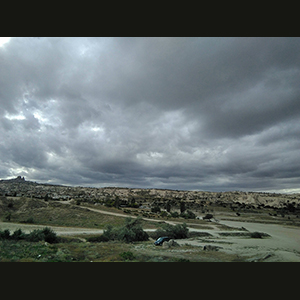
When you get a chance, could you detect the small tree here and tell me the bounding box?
[151,205,161,213]
[12,229,26,240]
[171,211,179,218]
[42,227,58,243]
[286,203,295,213]
[0,229,11,240]
[5,212,11,222]
[114,196,120,208]
[203,213,213,220]
[181,210,196,219]
[180,201,186,214]
[166,201,171,213]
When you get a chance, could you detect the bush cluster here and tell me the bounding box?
[0,227,58,243]
[169,210,196,219]
[152,223,189,240]
[180,210,196,219]
[87,217,149,243]
[203,214,214,220]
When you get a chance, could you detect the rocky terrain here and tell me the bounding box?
[1,177,300,212]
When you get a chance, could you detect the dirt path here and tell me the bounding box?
[80,205,179,225]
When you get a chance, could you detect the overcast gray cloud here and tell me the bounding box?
[0,37,300,192]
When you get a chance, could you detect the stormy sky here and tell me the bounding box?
[0,37,300,193]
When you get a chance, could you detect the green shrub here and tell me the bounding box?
[12,229,26,240]
[21,217,35,224]
[174,258,190,262]
[0,229,11,240]
[117,226,136,243]
[118,218,149,243]
[170,212,179,218]
[26,229,46,242]
[88,217,149,243]
[42,227,59,243]
[1,228,58,243]
[160,211,168,217]
[5,213,11,222]
[101,224,118,241]
[180,210,196,219]
[250,232,263,238]
[0,227,60,243]
[151,205,161,213]
[203,214,213,220]
[180,202,186,214]
[119,251,135,261]
[153,223,189,239]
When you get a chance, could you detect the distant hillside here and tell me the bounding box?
[0,176,299,210]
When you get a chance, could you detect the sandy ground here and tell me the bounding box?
[177,219,300,262]
[221,220,300,261]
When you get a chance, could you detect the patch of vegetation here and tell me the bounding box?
[188,231,213,238]
[21,217,35,224]
[170,211,179,218]
[119,251,135,261]
[0,227,58,243]
[87,217,149,243]
[150,223,189,240]
[151,205,161,213]
[0,240,59,262]
[174,257,190,262]
[203,214,214,220]
[250,231,270,238]
[218,231,270,238]
[180,210,196,219]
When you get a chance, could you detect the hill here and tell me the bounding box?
[1,177,300,209]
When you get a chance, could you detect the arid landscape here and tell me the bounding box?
[1,177,300,262]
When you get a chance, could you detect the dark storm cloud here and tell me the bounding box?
[0,37,300,192]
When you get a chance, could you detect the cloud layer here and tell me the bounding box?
[1,37,300,192]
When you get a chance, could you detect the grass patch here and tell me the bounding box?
[0,240,59,262]
[188,231,213,238]
[119,251,136,261]
[0,198,126,228]
[0,235,249,262]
